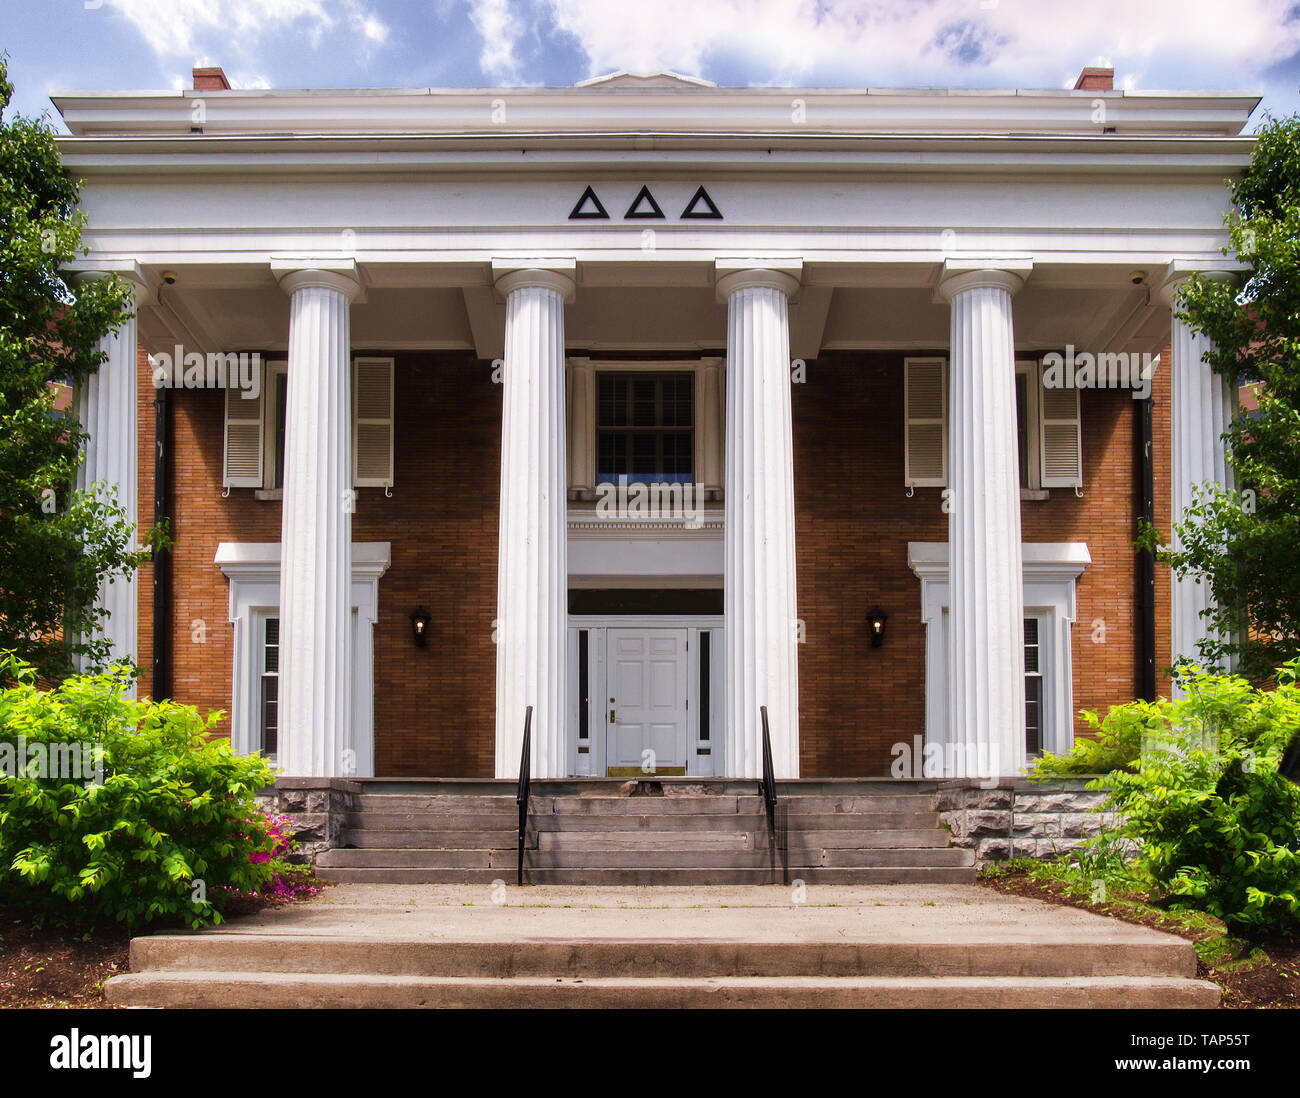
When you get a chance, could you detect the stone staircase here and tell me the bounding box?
[103,885,1221,1009]
[314,779,976,885]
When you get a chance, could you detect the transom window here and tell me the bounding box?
[597,372,694,484]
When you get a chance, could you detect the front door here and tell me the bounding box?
[606,628,689,776]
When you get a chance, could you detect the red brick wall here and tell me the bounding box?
[137,343,1172,778]
[792,347,1174,776]
[142,351,500,776]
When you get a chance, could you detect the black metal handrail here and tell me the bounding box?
[516,705,533,887]
[759,705,787,884]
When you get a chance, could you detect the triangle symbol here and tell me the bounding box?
[623,184,666,219]
[680,185,723,220]
[569,185,610,220]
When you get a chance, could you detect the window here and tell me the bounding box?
[223,357,395,491]
[260,616,280,758]
[1024,615,1044,755]
[597,372,694,484]
[903,358,1082,492]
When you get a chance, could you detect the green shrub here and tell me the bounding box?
[1099,661,1300,937]
[0,656,276,929]
[1030,700,1156,778]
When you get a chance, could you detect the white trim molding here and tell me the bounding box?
[215,541,391,778]
[908,541,1090,771]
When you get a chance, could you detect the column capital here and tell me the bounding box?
[69,259,148,304]
[936,258,1032,303]
[715,258,802,303]
[1158,260,1240,307]
[493,258,576,303]
[271,258,364,302]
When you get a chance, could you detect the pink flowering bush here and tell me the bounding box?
[220,808,321,904]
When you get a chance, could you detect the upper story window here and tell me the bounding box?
[596,372,694,484]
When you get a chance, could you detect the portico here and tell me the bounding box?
[54,68,1257,782]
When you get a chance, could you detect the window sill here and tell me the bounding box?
[254,489,283,502]
[1020,488,1050,502]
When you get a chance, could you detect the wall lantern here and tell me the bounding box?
[867,606,888,649]
[409,607,431,649]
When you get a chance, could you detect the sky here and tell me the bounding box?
[2,0,1298,132]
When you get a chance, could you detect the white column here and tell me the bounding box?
[1162,270,1237,668]
[272,262,361,777]
[938,261,1031,778]
[717,265,801,778]
[494,265,574,779]
[74,266,147,680]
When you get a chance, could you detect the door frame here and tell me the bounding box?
[568,614,724,779]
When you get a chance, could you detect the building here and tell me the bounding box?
[53,65,1257,783]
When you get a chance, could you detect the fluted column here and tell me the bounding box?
[717,265,801,778]
[1162,270,1237,668]
[273,262,361,777]
[938,261,1031,778]
[74,266,147,682]
[495,266,574,778]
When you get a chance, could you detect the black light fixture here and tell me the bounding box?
[868,606,888,648]
[1281,731,1300,786]
[409,607,431,649]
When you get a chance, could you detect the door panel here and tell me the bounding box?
[606,628,688,775]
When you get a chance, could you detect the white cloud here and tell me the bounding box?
[469,0,525,83]
[522,0,1300,91]
[100,0,389,59]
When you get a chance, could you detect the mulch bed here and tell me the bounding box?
[980,869,1300,1009]
[0,870,330,1008]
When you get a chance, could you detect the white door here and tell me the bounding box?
[606,628,689,775]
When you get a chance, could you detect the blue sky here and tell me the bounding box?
[3,0,1297,131]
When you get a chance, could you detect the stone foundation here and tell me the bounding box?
[256,777,362,863]
[933,777,1118,867]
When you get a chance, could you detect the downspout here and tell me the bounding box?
[152,384,171,699]
[1138,396,1156,702]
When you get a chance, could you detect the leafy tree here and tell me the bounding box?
[0,54,164,682]
[1142,114,1300,681]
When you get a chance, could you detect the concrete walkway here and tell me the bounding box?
[105,883,1222,1008]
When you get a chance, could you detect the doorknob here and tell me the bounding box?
[609,710,616,724]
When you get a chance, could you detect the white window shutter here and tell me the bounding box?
[1039,368,1082,488]
[904,357,947,487]
[223,377,264,488]
[353,357,394,488]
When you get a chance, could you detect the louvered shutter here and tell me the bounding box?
[904,357,947,487]
[1039,367,1082,488]
[353,357,394,487]
[223,376,264,488]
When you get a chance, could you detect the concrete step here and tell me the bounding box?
[531,812,765,832]
[103,970,1220,1009]
[537,831,754,851]
[548,795,746,814]
[124,933,1200,979]
[343,812,520,832]
[317,848,510,869]
[340,829,521,849]
[356,794,523,812]
[314,866,978,885]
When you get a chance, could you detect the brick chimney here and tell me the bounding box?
[192,66,231,91]
[1074,66,1114,91]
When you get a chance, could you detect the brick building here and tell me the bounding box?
[54,65,1256,781]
